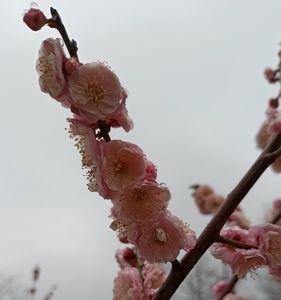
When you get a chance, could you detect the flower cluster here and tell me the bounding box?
[36,38,133,131]
[191,184,251,229]
[210,224,281,280]
[24,8,196,265]
[113,247,165,300]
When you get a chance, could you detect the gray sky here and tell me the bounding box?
[1,0,281,299]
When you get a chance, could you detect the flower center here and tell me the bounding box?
[114,161,124,172]
[37,56,54,82]
[135,189,146,201]
[269,236,281,252]
[154,228,167,243]
[84,81,105,103]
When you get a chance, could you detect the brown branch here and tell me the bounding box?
[50,7,78,58]
[154,133,281,300]
[216,236,258,250]
[218,275,239,300]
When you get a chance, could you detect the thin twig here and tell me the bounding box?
[218,275,239,300]
[216,236,258,250]
[50,7,78,58]
[154,133,281,300]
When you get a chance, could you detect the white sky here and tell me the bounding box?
[1,0,281,299]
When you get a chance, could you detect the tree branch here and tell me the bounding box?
[50,7,78,58]
[218,275,239,300]
[216,236,258,250]
[154,133,281,300]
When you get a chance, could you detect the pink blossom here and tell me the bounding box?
[145,161,157,182]
[23,8,48,31]
[223,294,250,300]
[109,103,134,132]
[115,247,138,269]
[210,242,236,266]
[142,263,165,299]
[68,62,126,122]
[36,38,69,103]
[264,68,278,83]
[210,227,266,277]
[127,211,194,263]
[228,207,251,229]
[212,280,231,299]
[250,223,281,268]
[256,120,281,173]
[113,267,143,300]
[111,182,170,223]
[220,226,256,245]
[192,185,224,215]
[110,220,130,244]
[266,105,281,134]
[265,199,281,225]
[68,118,112,198]
[256,120,270,149]
[65,58,81,75]
[101,140,147,191]
[230,249,267,277]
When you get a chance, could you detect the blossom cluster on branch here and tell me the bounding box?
[192,184,281,281]
[113,247,165,299]
[23,5,196,298]
[23,4,281,300]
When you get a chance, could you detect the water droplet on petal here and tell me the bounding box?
[30,2,39,8]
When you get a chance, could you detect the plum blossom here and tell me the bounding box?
[255,119,281,172]
[249,223,281,268]
[142,263,165,299]
[256,106,281,172]
[101,140,147,191]
[191,184,224,214]
[111,183,170,223]
[256,120,271,149]
[210,227,266,277]
[36,38,69,104]
[115,247,138,269]
[68,118,113,198]
[230,249,267,278]
[223,294,250,300]
[266,104,281,134]
[265,199,281,225]
[229,207,251,229]
[192,185,251,228]
[264,68,278,83]
[126,211,196,263]
[113,267,143,300]
[109,103,134,133]
[212,280,231,299]
[68,62,127,122]
[23,8,48,31]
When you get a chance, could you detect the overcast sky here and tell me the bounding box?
[1,1,281,299]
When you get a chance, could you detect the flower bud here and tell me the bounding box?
[23,8,48,31]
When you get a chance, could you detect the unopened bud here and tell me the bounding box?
[23,8,48,31]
